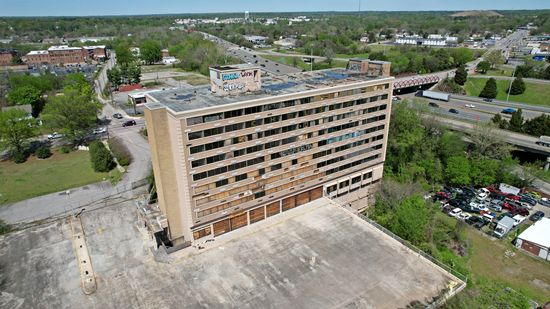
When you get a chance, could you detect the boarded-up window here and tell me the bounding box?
[193,227,212,240]
[310,187,323,200]
[266,202,280,217]
[282,196,296,211]
[249,207,265,224]
[213,219,230,236]
[230,213,248,230]
[296,191,310,206]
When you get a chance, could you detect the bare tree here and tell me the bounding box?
[468,122,514,160]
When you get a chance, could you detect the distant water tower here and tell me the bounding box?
[245,11,249,21]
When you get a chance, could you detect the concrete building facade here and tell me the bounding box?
[144,59,393,246]
[24,45,107,66]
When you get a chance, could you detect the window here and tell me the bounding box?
[215,179,228,187]
[192,159,205,168]
[292,159,298,165]
[235,173,247,182]
[339,180,350,189]
[254,191,266,199]
[259,168,265,175]
[271,163,282,171]
[352,176,361,184]
[245,106,262,115]
[186,116,202,127]
[188,131,202,140]
[224,109,243,119]
[363,172,373,180]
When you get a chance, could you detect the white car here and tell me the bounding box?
[477,188,490,201]
[92,127,107,134]
[465,103,475,108]
[449,208,462,218]
[459,213,472,221]
[47,132,63,140]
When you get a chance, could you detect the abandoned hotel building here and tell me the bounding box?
[144,58,393,246]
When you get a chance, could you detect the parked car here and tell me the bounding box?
[487,200,503,212]
[466,216,486,229]
[477,188,490,201]
[459,213,472,221]
[92,127,107,134]
[113,113,123,119]
[449,208,462,218]
[122,120,137,127]
[47,132,63,140]
[505,194,520,201]
[464,103,475,108]
[449,108,459,114]
[529,211,544,222]
[442,205,453,215]
[540,199,550,207]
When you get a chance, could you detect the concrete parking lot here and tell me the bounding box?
[0,198,460,309]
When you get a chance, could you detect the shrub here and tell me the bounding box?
[108,137,132,166]
[12,151,27,164]
[60,145,72,154]
[0,219,11,235]
[89,141,115,172]
[35,146,52,159]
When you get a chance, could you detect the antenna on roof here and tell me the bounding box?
[358,0,361,12]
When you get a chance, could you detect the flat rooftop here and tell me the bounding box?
[0,198,461,308]
[146,68,392,114]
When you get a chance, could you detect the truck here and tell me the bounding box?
[418,90,450,102]
[536,135,550,147]
[493,216,515,238]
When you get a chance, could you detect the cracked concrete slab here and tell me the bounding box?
[0,198,458,309]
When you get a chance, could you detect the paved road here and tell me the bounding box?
[432,116,550,155]
[201,32,302,75]
[0,58,151,225]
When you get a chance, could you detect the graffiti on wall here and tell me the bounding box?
[223,83,245,92]
[347,62,361,71]
[222,70,254,81]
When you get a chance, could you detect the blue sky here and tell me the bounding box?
[2,0,549,16]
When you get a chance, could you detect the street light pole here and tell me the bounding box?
[506,66,516,104]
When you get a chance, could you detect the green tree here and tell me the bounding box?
[454,64,468,85]
[6,85,41,106]
[107,67,122,88]
[485,50,504,69]
[114,43,134,66]
[479,78,497,99]
[0,108,37,158]
[127,63,142,84]
[491,113,508,129]
[140,39,163,64]
[476,60,491,74]
[438,131,466,164]
[523,114,550,137]
[470,158,498,186]
[508,108,524,132]
[543,66,550,80]
[89,141,115,172]
[445,155,471,186]
[390,195,432,246]
[41,88,101,144]
[509,75,526,95]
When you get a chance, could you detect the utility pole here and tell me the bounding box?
[506,66,516,103]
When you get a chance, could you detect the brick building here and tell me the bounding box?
[144,59,393,248]
[25,45,107,66]
[0,49,16,65]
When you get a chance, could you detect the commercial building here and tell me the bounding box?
[0,48,16,65]
[395,35,458,47]
[24,45,107,66]
[144,59,393,247]
[515,217,550,260]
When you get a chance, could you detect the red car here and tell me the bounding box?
[505,194,520,201]
[436,191,450,199]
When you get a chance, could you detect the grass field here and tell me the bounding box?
[434,212,550,305]
[464,225,550,304]
[172,74,210,85]
[464,78,550,107]
[0,150,110,205]
[473,67,514,77]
